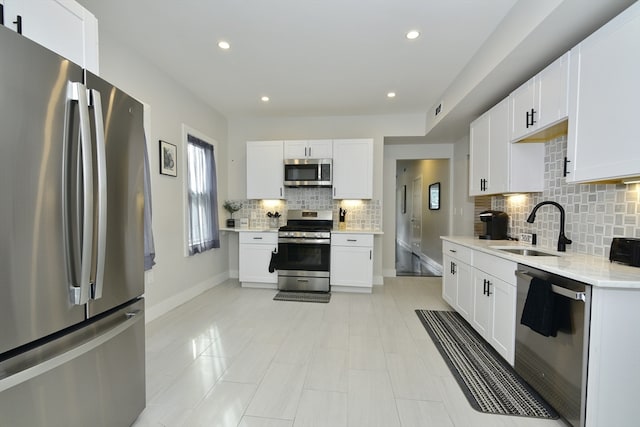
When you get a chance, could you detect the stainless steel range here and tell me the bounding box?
[277,210,332,292]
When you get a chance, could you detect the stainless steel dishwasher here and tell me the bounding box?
[515,265,591,427]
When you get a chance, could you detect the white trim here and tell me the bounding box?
[331,285,372,294]
[145,272,228,323]
[383,268,397,277]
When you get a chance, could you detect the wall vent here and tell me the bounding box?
[435,102,443,117]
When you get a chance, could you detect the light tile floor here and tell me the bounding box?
[133,277,568,427]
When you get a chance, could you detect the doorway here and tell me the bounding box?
[395,159,449,277]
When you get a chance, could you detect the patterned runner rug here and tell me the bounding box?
[415,310,558,419]
[273,291,331,303]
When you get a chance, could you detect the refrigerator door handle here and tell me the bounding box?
[68,82,93,305]
[89,89,107,300]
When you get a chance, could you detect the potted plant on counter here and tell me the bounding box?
[223,200,243,228]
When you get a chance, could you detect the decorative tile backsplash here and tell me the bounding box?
[227,187,382,230]
[492,135,640,258]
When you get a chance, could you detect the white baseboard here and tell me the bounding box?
[332,285,372,294]
[145,271,229,323]
[241,282,277,290]
[373,275,384,285]
[383,269,397,277]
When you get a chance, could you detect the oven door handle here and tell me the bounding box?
[278,238,330,244]
[516,270,586,302]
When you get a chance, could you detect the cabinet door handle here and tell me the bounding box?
[280,187,283,197]
[13,15,22,35]
[347,239,357,242]
[253,237,263,240]
[369,250,372,260]
[309,147,311,157]
[530,108,537,126]
[305,147,308,157]
[486,280,492,296]
[449,249,457,253]
[452,262,457,275]
[563,157,571,177]
[526,108,537,128]
[483,279,487,295]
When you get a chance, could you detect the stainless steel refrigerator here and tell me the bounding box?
[0,24,146,426]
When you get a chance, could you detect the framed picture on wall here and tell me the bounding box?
[429,182,440,210]
[159,140,177,177]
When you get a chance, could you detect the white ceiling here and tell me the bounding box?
[75,0,518,118]
[75,0,636,143]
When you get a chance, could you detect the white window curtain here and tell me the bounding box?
[187,134,220,254]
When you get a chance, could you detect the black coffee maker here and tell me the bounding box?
[479,210,508,240]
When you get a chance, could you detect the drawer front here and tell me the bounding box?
[442,241,473,264]
[474,251,517,285]
[239,231,278,244]
[331,233,373,247]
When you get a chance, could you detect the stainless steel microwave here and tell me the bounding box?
[284,158,332,187]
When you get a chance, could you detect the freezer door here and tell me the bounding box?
[0,299,146,427]
[0,26,86,354]
[85,71,145,317]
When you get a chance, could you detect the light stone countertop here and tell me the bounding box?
[442,236,640,289]
[331,229,383,235]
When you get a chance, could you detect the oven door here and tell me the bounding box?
[278,238,330,272]
[277,238,330,291]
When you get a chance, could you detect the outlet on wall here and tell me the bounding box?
[520,233,537,245]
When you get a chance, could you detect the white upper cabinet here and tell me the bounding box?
[469,98,544,196]
[510,52,570,142]
[566,2,640,183]
[246,140,284,199]
[469,99,508,196]
[283,140,332,159]
[3,0,99,73]
[332,138,373,199]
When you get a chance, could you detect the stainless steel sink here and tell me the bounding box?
[496,248,559,257]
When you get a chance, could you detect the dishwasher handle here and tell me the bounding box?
[515,270,586,302]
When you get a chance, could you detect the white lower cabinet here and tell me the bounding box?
[330,233,373,291]
[442,241,473,322]
[442,240,517,364]
[239,232,278,288]
[472,268,516,364]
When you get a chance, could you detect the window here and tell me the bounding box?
[186,133,220,254]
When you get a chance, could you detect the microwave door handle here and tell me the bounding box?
[89,89,107,300]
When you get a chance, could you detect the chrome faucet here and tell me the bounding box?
[526,201,572,252]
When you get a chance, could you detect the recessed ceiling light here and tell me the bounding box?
[387,92,396,98]
[406,30,420,40]
[218,41,230,50]
[261,96,270,102]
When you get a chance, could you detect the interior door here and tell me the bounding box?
[411,176,422,255]
[0,26,86,353]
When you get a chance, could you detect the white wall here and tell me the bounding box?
[452,135,475,236]
[227,113,427,282]
[97,32,230,321]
